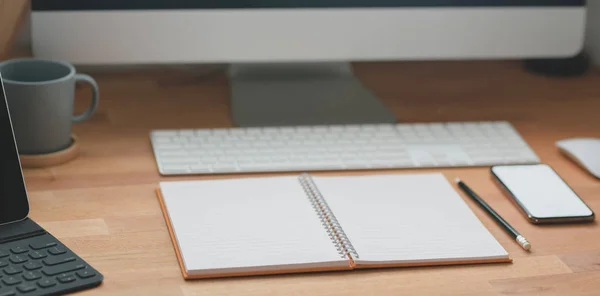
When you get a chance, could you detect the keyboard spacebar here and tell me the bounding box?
[239,162,343,171]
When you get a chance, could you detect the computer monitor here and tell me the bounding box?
[30,1,586,126]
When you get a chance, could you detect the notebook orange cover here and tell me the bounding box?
[156,173,511,280]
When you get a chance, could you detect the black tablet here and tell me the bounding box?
[0,74,29,225]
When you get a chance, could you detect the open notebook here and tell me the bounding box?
[156,173,510,279]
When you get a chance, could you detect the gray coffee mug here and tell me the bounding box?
[0,58,99,154]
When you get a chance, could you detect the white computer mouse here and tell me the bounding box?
[556,138,600,179]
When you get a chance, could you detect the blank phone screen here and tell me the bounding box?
[492,164,593,219]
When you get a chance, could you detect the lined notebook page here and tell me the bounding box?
[159,176,349,276]
[312,173,509,265]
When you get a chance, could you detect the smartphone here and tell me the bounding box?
[491,164,594,224]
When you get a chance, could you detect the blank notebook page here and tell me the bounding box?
[159,176,348,276]
[312,173,508,265]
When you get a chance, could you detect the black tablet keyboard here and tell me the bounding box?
[0,220,103,296]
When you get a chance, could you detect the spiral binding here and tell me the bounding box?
[299,173,359,259]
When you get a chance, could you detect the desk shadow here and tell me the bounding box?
[531,219,597,228]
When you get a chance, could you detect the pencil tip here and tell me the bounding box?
[454,177,461,183]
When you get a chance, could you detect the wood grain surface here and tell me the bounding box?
[20,60,600,295]
[0,0,28,59]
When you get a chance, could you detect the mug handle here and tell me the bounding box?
[73,74,100,123]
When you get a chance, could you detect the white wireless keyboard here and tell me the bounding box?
[150,121,540,175]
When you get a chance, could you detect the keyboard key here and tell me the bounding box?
[161,165,190,174]
[154,143,182,150]
[22,271,42,281]
[42,263,85,276]
[152,137,172,144]
[0,250,7,258]
[36,278,56,288]
[388,159,417,167]
[29,242,57,250]
[159,150,188,157]
[56,273,77,283]
[177,129,195,136]
[23,261,42,271]
[152,130,178,137]
[3,266,21,275]
[47,247,67,256]
[76,269,96,279]
[0,259,8,268]
[28,251,46,260]
[189,165,212,173]
[2,276,21,285]
[9,255,27,264]
[211,164,238,173]
[16,283,36,293]
[43,256,76,266]
[9,247,27,254]
[0,290,16,296]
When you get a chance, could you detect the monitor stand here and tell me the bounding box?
[228,62,397,127]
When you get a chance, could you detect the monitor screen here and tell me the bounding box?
[30,0,586,65]
[0,77,29,225]
[32,0,584,10]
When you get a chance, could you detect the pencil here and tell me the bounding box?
[455,178,531,251]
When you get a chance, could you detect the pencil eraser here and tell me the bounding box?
[516,235,531,251]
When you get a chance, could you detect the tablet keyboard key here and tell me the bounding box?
[16,283,36,293]
[22,271,42,281]
[9,247,27,254]
[48,247,66,256]
[43,256,76,266]
[3,266,21,275]
[0,260,7,268]
[0,250,7,258]
[77,269,96,279]
[2,276,21,285]
[57,273,77,283]
[23,261,42,271]
[28,251,46,260]
[29,242,57,250]
[0,291,16,296]
[42,263,85,276]
[36,278,56,288]
[8,256,26,264]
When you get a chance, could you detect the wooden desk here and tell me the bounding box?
[22,61,600,295]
